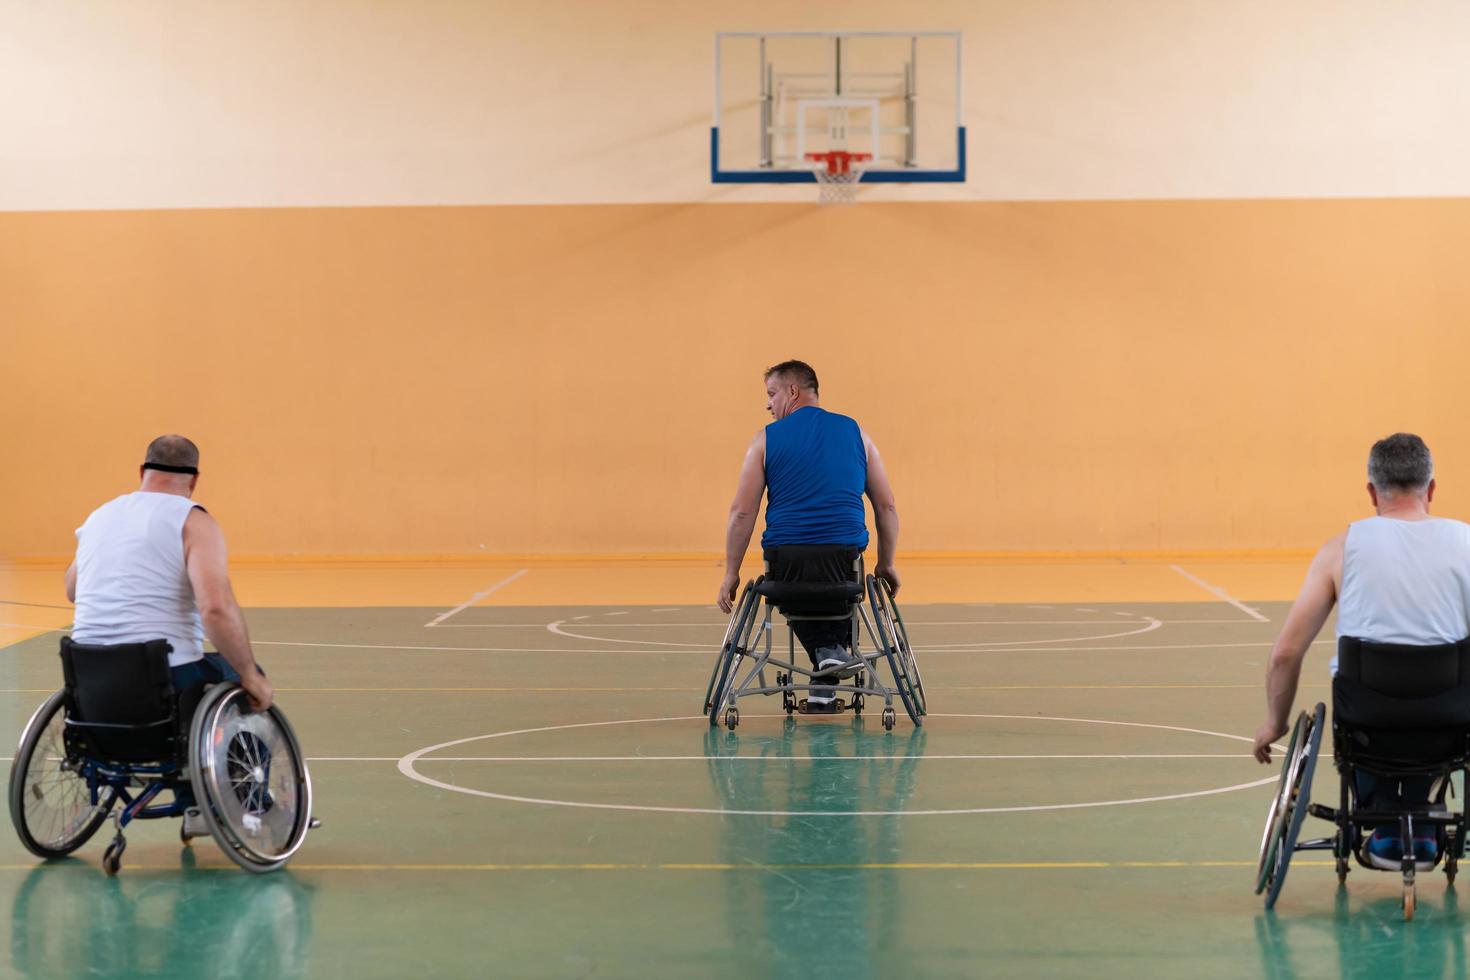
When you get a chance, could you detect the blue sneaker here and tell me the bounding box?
[1364,828,1436,870]
[1364,828,1403,870]
[1413,831,1439,866]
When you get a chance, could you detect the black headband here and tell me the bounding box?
[142,462,198,475]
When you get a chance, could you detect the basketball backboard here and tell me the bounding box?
[712,31,965,184]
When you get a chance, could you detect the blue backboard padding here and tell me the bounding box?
[710,127,966,184]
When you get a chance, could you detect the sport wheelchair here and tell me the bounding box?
[8,637,317,875]
[703,549,926,731]
[1257,637,1470,920]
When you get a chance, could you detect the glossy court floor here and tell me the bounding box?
[2,557,1465,978]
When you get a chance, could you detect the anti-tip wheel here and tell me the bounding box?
[724,707,739,731]
[882,707,896,731]
[102,839,125,877]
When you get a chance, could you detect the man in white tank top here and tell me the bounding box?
[1251,433,1470,867]
[67,435,273,713]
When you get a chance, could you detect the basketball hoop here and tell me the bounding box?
[805,151,871,206]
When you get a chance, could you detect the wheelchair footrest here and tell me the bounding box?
[797,699,848,715]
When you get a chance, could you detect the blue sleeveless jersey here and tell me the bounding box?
[761,406,869,548]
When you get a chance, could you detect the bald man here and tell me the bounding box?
[67,435,272,714]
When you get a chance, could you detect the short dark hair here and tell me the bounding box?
[1368,432,1433,494]
[145,434,200,470]
[764,360,819,397]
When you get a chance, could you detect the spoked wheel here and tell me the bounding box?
[867,575,925,725]
[704,582,761,726]
[189,684,313,874]
[1256,703,1325,909]
[8,691,113,859]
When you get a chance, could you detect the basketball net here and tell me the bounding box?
[805,151,871,206]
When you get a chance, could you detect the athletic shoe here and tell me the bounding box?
[1414,831,1439,866]
[1364,827,1436,871]
[815,649,862,679]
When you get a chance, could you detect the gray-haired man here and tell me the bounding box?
[1252,433,1470,868]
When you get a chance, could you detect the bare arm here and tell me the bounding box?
[1253,532,1343,762]
[64,561,77,603]
[183,509,272,710]
[863,431,901,594]
[718,432,767,613]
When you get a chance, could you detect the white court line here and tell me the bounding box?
[1169,565,1269,622]
[545,617,1164,648]
[409,753,1257,762]
[396,713,1282,817]
[433,619,1259,629]
[249,637,1332,654]
[423,569,529,628]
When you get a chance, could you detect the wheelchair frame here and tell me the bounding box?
[704,569,927,732]
[8,680,316,875]
[1256,702,1469,920]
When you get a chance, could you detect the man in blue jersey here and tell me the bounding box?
[718,360,901,710]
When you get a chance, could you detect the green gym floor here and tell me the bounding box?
[1,561,1464,978]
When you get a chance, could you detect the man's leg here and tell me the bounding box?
[765,547,859,707]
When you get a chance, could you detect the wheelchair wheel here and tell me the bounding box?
[1256,703,1325,909]
[705,582,761,726]
[867,575,925,725]
[189,684,313,873]
[8,691,113,859]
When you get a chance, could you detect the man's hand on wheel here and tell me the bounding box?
[1253,717,1287,764]
[241,672,274,712]
[875,563,901,597]
[717,572,741,614]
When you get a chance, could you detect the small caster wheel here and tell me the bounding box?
[180,823,191,847]
[103,838,125,877]
[1447,863,1457,886]
[852,694,864,715]
[725,707,739,731]
[1336,856,1349,884]
[1403,882,1416,920]
[882,707,896,731]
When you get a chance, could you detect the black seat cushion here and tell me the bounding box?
[754,578,864,613]
[1333,636,1470,767]
[60,637,179,762]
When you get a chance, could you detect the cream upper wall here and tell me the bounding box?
[2,0,1468,210]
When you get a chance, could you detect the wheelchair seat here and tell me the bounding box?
[59,637,180,763]
[1333,637,1470,767]
[753,578,864,613]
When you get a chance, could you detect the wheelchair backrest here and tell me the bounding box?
[59,637,179,762]
[1336,636,1470,699]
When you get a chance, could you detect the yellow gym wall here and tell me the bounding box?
[3,2,1468,557]
[3,198,1469,556]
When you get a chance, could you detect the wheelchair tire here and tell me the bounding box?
[867,575,925,725]
[706,583,761,727]
[1257,703,1325,909]
[8,691,113,859]
[188,683,313,873]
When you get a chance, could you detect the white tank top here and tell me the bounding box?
[1333,515,1470,673]
[71,491,205,667]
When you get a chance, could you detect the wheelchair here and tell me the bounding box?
[703,548,926,732]
[8,637,317,875]
[1257,636,1470,920]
